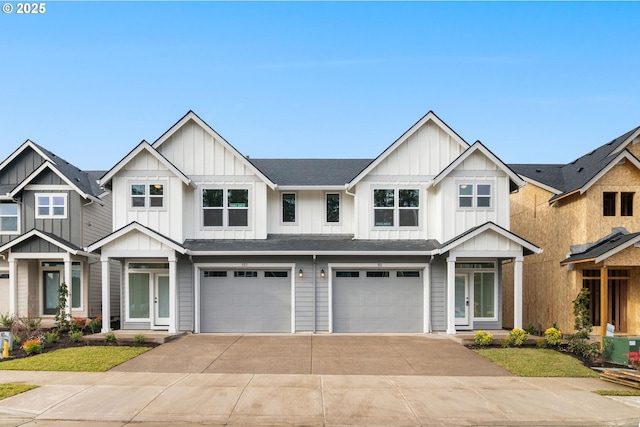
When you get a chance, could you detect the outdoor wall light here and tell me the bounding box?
[298,268,303,278]
[320,269,325,278]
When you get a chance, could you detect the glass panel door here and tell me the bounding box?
[154,275,170,326]
[455,274,469,326]
[43,271,60,315]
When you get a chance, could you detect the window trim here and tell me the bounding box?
[201,187,251,229]
[129,182,166,210]
[35,193,68,219]
[281,192,297,225]
[372,187,420,229]
[0,202,19,234]
[457,183,493,210]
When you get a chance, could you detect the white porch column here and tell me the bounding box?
[101,256,111,333]
[9,258,17,317]
[168,257,177,334]
[446,257,457,334]
[513,255,524,330]
[64,257,72,318]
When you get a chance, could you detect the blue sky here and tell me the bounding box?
[1,1,639,171]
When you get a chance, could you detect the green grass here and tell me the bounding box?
[595,389,640,396]
[474,347,599,377]
[0,384,38,400]
[0,346,150,372]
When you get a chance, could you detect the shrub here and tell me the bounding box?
[133,334,146,345]
[544,327,562,346]
[0,313,15,329]
[474,330,493,347]
[55,281,70,332]
[104,331,116,344]
[536,338,547,348]
[13,315,42,342]
[21,338,42,356]
[88,316,102,334]
[44,331,60,344]
[525,322,536,336]
[12,335,21,347]
[628,351,640,369]
[68,330,84,343]
[504,328,529,347]
[70,317,85,332]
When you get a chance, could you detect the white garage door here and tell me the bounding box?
[200,269,291,333]
[333,270,423,333]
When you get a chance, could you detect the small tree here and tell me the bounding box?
[55,282,70,332]
[573,287,592,339]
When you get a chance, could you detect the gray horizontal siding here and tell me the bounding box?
[178,258,193,332]
[430,256,446,331]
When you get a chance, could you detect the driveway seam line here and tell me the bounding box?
[225,373,255,426]
[129,373,189,424]
[201,334,243,373]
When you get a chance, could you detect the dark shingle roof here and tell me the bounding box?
[249,159,373,186]
[560,229,640,265]
[184,234,440,253]
[510,126,640,200]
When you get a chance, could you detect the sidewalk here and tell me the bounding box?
[1,370,639,426]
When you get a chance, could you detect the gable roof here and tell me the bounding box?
[511,125,640,203]
[431,141,525,189]
[560,228,640,265]
[152,111,276,189]
[0,228,93,257]
[249,159,373,187]
[347,111,469,189]
[438,221,542,256]
[99,141,193,188]
[0,140,105,200]
[86,221,187,254]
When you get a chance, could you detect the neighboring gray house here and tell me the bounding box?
[88,110,541,334]
[0,140,118,323]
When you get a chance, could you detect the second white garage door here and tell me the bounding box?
[332,270,423,333]
[200,269,291,333]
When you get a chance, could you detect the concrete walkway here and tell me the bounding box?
[0,371,639,426]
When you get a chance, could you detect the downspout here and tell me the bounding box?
[427,255,434,333]
[344,184,357,239]
[313,254,317,333]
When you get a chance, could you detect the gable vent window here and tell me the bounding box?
[603,192,616,216]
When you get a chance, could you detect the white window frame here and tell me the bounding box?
[35,193,67,219]
[457,183,493,210]
[129,182,166,209]
[125,261,169,322]
[281,192,297,225]
[0,202,19,234]
[372,187,420,228]
[455,261,498,322]
[325,192,341,224]
[201,187,251,229]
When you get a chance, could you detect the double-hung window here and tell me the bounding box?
[0,202,19,233]
[36,194,67,218]
[130,184,164,208]
[458,184,492,209]
[202,188,249,227]
[373,188,419,227]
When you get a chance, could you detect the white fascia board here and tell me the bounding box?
[594,235,640,264]
[275,185,348,191]
[0,140,55,171]
[86,222,187,254]
[348,111,469,190]
[152,111,276,190]
[439,223,542,255]
[579,151,640,195]
[431,142,525,188]
[519,176,562,195]
[610,127,640,156]
[99,142,193,188]
[9,161,94,201]
[186,250,438,256]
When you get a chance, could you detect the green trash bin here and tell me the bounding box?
[603,336,640,365]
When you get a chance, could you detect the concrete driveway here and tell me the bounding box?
[112,334,511,376]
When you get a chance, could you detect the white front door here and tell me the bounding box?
[455,274,470,326]
[154,275,170,327]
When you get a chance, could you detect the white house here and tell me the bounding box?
[87,110,541,334]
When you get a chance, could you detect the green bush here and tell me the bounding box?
[474,330,493,346]
[0,313,15,329]
[104,331,116,344]
[68,330,84,343]
[45,331,60,344]
[544,327,562,346]
[133,334,146,345]
[21,338,42,356]
[88,317,102,334]
[503,328,529,347]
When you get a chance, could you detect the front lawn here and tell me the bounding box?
[0,384,38,400]
[474,347,600,377]
[0,346,150,372]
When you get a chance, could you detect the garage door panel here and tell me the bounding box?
[201,272,291,333]
[333,271,423,333]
